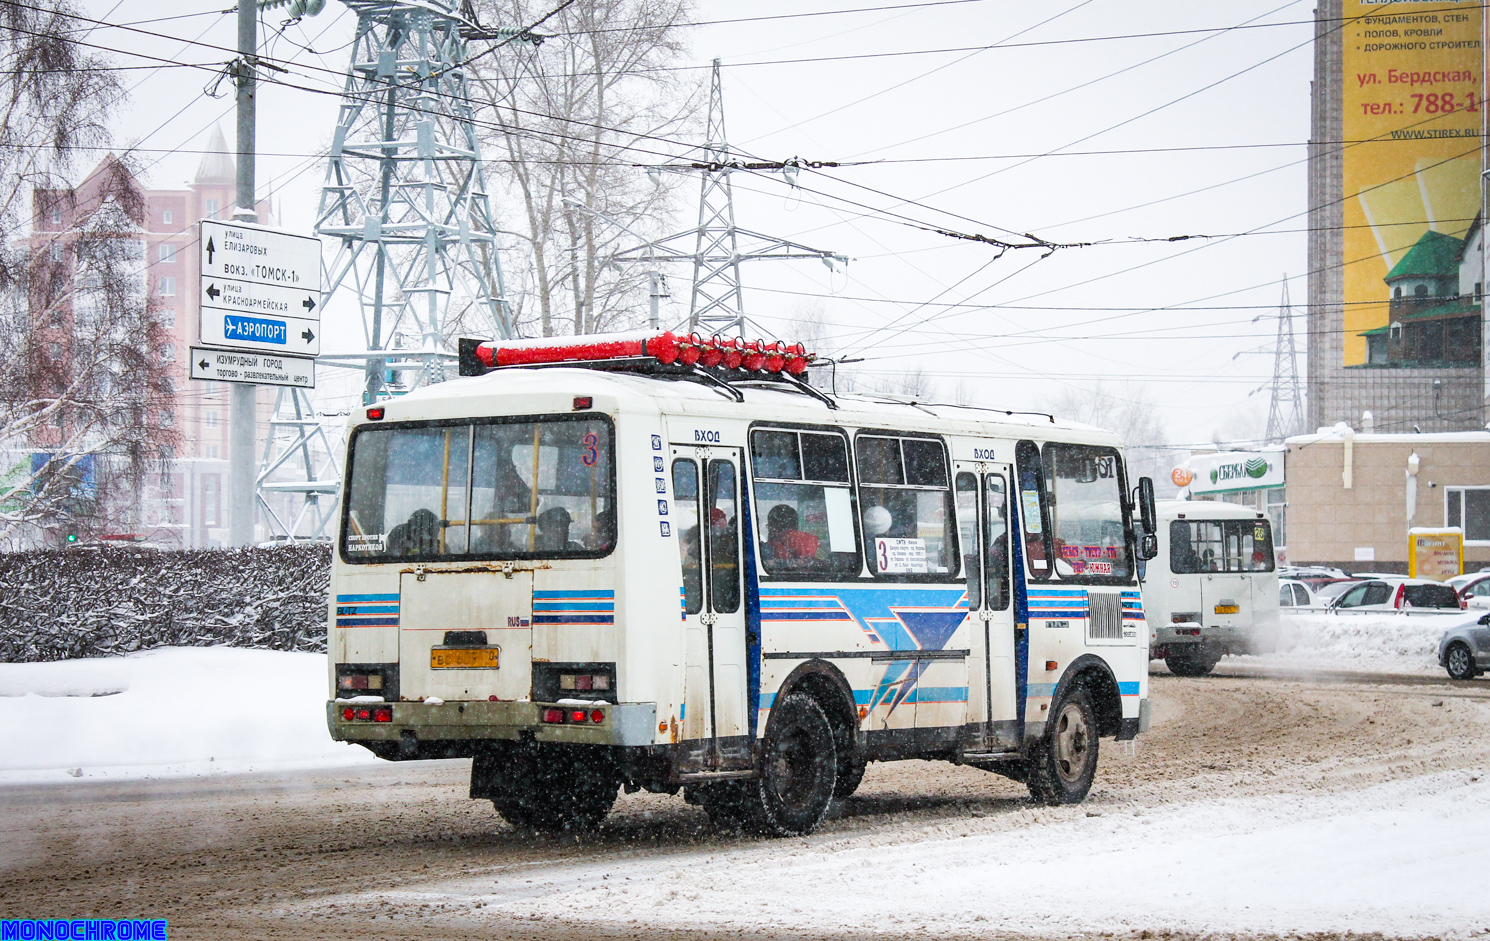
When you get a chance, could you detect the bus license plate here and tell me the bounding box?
[1213,604,1240,614]
[431,647,500,669]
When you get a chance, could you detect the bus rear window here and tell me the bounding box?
[342,416,615,562]
[1169,519,1274,574]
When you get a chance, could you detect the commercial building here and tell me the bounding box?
[1282,427,1490,572]
[1307,0,1486,433]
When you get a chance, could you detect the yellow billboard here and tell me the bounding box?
[1341,1,1483,367]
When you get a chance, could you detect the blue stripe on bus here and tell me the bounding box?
[759,598,846,608]
[909,687,968,703]
[1119,681,1141,695]
[534,590,615,598]
[335,605,398,614]
[336,593,399,603]
[336,617,399,627]
[533,602,615,611]
[759,611,853,620]
[533,616,613,625]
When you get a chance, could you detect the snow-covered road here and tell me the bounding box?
[304,768,1490,940]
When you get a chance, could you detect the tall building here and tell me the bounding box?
[1308,0,1486,433]
[29,128,273,547]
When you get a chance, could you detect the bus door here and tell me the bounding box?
[954,465,1018,751]
[671,447,751,771]
[1189,519,1255,634]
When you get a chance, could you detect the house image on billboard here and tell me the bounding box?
[1359,221,1483,369]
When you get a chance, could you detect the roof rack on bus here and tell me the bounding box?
[457,332,838,409]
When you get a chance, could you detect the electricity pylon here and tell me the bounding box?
[616,58,847,338]
[314,0,526,402]
[1265,278,1307,442]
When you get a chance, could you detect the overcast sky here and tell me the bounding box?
[78,0,1315,455]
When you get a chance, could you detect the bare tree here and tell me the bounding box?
[1040,381,1171,485]
[0,1,176,546]
[469,0,702,337]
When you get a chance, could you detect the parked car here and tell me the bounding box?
[1455,573,1490,610]
[1331,577,1462,613]
[1279,578,1317,608]
[1313,578,1363,605]
[1447,568,1490,593]
[1439,612,1490,680]
[1280,565,1349,581]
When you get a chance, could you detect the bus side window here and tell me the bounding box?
[673,460,703,615]
[955,472,981,609]
[1015,440,1048,579]
[985,473,1010,610]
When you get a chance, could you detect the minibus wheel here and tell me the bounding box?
[699,692,838,836]
[833,753,867,799]
[755,692,838,835]
[1166,647,1221,677]
[1026,686,1098,805]
[480,743,619,833]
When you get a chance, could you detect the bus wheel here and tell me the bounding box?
[1166,648,1219,677]
[833,753,867,799]
[482,743,619,833]
[1027,686,1098,805]
[738,692,838,836]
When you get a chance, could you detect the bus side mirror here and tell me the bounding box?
[1139,532,1158,561]
[1133,476,1158,561]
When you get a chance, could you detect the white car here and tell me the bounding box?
[1456,573,1490,610]
[1447,569,1490,593]
[1330,577,1462,613]
[1279,578,1317,608]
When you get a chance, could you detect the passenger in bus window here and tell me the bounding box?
[535,506,577,551]
[388,508,440,555]
[765,504,818,561]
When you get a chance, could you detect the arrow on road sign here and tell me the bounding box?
[301,327,316,343]
[198,358,211,371]
[206,237,215,265]
[302,296,316,313]
[206,283,221,301]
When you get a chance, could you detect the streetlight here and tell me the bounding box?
[560,197,668,330]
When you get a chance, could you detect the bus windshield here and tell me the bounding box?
[341,416,615,562]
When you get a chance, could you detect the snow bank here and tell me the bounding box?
[1235,609,1478,676]
[0,647,378,782]
[442,769,1490,939]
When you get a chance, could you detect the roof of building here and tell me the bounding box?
[194,125,234,186]
[1358,302,1482,335]
[1385,229,1463,282]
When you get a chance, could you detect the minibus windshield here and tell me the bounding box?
[341,416,615,562]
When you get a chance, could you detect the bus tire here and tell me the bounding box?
[481,743,619,833]
[1026,686,1098,805]
[1165,649,1218,677]
[1445,642,1478,681]
[833,753,868,799]
[707,692,838,837]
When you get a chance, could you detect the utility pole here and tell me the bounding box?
[1265,278,1307,443]
[617,59,847,338]
[228,0,257,546]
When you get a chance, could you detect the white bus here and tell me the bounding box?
[1142,500,1280,676]
[327,332,1159,836]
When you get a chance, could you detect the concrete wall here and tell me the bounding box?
[1285,433,1490,571]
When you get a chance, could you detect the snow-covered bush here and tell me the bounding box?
[0,545,330,661]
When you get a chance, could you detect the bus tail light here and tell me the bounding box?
[373,707,392,723]
[570,709,588,723]
[591,710,605,724]
[342,707,354,721]
[541,708,566,724]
